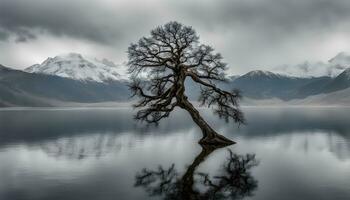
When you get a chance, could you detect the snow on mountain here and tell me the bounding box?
[25,53,126,83]
[329,52,350,67]
[242,70,294,79]
[273,52,350,78]
[245,70,275,77]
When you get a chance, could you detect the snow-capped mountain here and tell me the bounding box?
[242,70,292,79]
[329,52,350,67]
[226,70,331,100]
[0,63,130,106]
[25,53,126,83]
[274,52,350,78]
[2,60,350,106]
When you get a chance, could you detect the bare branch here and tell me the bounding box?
[127,21,244,142]
[187,71,245,124]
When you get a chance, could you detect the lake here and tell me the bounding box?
[0,107,349,200]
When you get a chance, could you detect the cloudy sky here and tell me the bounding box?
[1,0,350,75]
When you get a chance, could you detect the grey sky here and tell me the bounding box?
[1,0,350,75]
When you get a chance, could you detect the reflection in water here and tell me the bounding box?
[39,134,122,160]
[135,145,259,200]
[0,108,350,200]
[2,107,350,145]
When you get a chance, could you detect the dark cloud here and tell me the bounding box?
[14,28,36,42]
[180,0,350,33]
[5,0,350,44]
[1,0,350,74]
[0,0,154,44]
[0,30,9,41]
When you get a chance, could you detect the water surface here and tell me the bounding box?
[0,107,349,200]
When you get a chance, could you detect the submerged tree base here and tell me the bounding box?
[199,133,236,146]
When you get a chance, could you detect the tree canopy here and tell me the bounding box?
[127,21,244,145]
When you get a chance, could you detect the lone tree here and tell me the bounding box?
[127,21,244,145]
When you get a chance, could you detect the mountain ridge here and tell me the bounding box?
[2,52,350,106]
[25,53,126,83]
[0,64,130,106]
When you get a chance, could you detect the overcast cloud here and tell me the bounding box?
[1,0,350,75]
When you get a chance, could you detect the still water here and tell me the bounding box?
[0,107,349,200]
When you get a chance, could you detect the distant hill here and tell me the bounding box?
[293,76,333,98]
[2,52,350,107]
[293,67,350,98]
[226,70,332,100]
[0,64,129,106]
[321,68,350,93]
[291,87,350,106]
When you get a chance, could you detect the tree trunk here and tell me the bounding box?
[178,98,235,146]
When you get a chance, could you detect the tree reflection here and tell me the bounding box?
[135,145,259,199]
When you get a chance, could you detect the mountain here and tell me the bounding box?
[231,68,350,100]
[294,76,332,97]
[274,52,350,77]
[291,87,350,106]
[184,70,334,101]
[322,68,350,93]
[227,70,327,100]
[186,69,349,101]
[2,56,350,106]
[25,53,125,83]
[328,52,350,67]
[0,64,9,71]
[0,64,129,106]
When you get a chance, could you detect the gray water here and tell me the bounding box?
[0,107,349,200]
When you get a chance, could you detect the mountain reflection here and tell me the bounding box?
[135,145,259,200]
[1,108,350,161]
[1,108,350,146]
[39,134,122,159]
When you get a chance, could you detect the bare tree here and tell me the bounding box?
[128,21,244,145]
